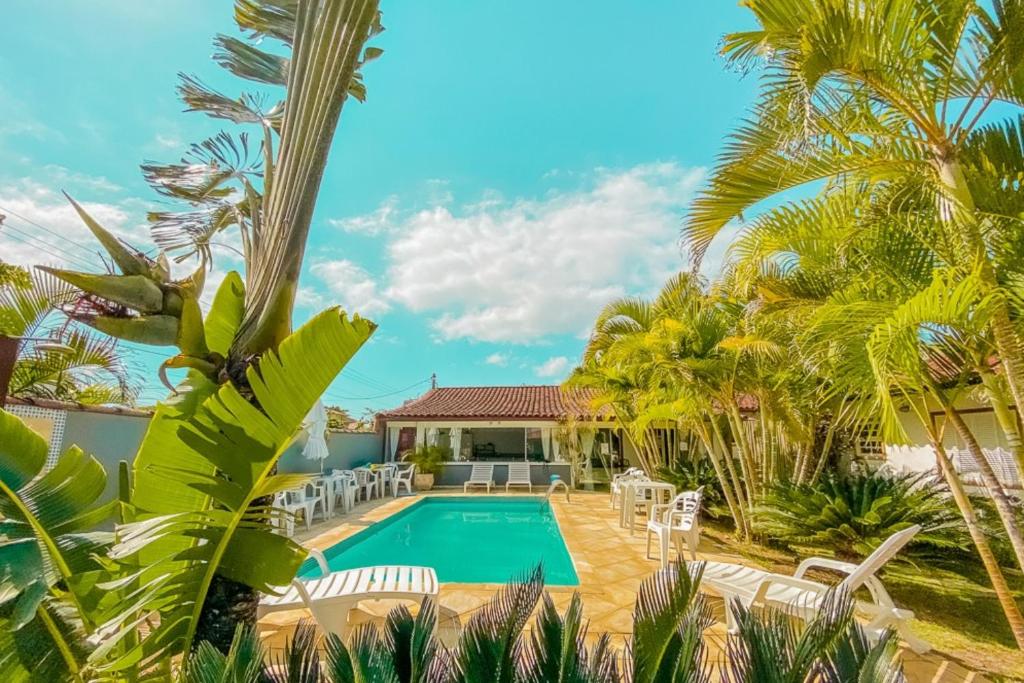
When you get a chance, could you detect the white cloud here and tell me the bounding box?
[382,161,705,343]
[309,259,391,317]
[153,133,183,150]
[534,356,570,378]
[0,181,143,270]
[485,352,509,367]
[328,195,399,235]
[41,165,121,193]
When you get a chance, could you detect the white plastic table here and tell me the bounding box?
[619,481,676,534]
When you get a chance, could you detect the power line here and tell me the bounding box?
[347,368,398,392]
[0,224,99,272]
[0,203,100,258]
[323,378,431,402]
[336,370,396,393]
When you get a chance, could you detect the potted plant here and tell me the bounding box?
[403,444,447,490]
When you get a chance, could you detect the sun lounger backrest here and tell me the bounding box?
[469,463,493,481]
[508,462,530,481]
[841,524,920,591]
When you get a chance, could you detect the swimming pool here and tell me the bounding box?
[300,497,579,585]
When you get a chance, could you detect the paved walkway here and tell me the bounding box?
[258,490,987,682]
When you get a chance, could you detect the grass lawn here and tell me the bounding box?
[702,522,1024,681]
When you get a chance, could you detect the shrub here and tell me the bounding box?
[657,454,729,520]
[182,566,905,682]
[403,444,449,476]
[755,470,966,561]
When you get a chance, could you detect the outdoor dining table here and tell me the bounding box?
[314,471,354,517]
[619,480,676,533]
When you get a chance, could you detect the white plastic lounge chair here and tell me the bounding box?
[505,462,533,492]
[463,463,494,493]
[646,487,703,566]
[393,464,415,496]
[692,524,929,653]
[258,549,440,639]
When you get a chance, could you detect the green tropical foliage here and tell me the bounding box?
[0,409,115,681]
[0,297,374,678]
[657,454,727,520]
[0,260,137,405]
[178,566,905,683]
[403,445,449,476]
[756,471,966,561]
[28,0,385,655]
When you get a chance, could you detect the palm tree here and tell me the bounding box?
[725,189,1024,647]
[0,261,136,404]
[38,0,384,654]
[686,0,1024,460]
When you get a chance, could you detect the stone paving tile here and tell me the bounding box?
[259,490,987,682]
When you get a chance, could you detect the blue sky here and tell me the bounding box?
[0,1,756,416]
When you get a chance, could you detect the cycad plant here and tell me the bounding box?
[756,471,966,561]
[178,565,905,683]
[34,0,384,655]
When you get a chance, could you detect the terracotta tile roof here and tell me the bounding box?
[378,385,613,421]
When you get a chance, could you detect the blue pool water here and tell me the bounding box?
[300,497,579,585]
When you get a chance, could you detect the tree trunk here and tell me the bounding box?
[927,430,1024,649]
[979,370,1024,484]
[710,414,751,517]
[695,420,748,540]
[193,574,261,654]
[727,403,760,503]
[936,156,1024,424]
[0,335,17,408]
[808,416,838,486]
[943,404,1024,573]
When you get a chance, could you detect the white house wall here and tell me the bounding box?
[889,399,1021,489]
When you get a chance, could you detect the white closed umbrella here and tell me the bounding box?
[302,399,330,472]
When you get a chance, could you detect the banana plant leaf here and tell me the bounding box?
[89,307,375,672]
[0,408,115,681]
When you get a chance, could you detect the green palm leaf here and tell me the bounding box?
[447,565,544,683]
[625,564,711,683]
[90,308,375,671]
[0,409,115,682]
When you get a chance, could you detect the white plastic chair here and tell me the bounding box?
[354,467,379,502]
[693,524,929,653]
[611,467,647,509]
[272,491,306,536]
[378,463,398,496]
[329,470,357,513]
[393,464,415,496]
[646,487,703,566]
[289,483,327,529]
[621,481,675,534]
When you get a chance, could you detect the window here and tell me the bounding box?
[856,423,884,460]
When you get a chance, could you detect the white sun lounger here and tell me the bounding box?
[691,524,929,653]
[464,463,495,493]
[258,549,439,638]
[505,462,533,492]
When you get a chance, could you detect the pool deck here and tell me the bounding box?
[258,490,988,682]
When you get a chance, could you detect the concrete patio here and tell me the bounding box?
[257,491,988,682]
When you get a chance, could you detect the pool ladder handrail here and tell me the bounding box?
[545,478,570,503]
